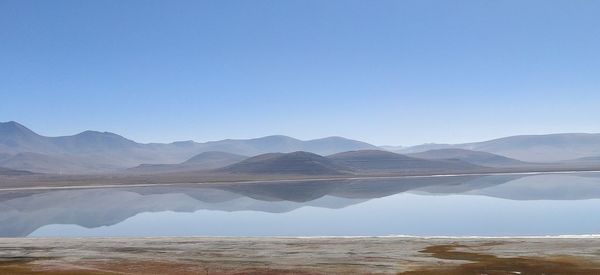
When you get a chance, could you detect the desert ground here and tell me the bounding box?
[1,237,599,274]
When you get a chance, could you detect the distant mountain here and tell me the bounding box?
[221,151,351,175]
[379,145,404,151]
[0,167,35,176]
[0,121,377,174]
[128,151,247,174]
[198,135,377,156]
[0,121,54,154]
[52,130,140,153]
[398,133,600,162]
[564,156,600,165]
[407,149,528,168]
[302,137,378,156]
[183,151,247,166]
[3,121,600,174]
[328,150,480,172]
[0,152,118,174]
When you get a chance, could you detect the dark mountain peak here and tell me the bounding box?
[1,121,23,127]
[0,121,50,153]
[0,121,39,137]
[75,130,127,138]
[0,166,35,176]
[222,151,350,175]
[53,130,138,152]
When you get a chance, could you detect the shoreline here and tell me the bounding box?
[10,234,600,240]
[2,169,600,192]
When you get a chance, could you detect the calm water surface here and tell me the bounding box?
[2,172,600,237]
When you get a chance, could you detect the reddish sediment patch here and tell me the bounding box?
[400,242,600,275]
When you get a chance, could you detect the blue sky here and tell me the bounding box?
[1,0,599,146]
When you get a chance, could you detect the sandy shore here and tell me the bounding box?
[1,237,600,274]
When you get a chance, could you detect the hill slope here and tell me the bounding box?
[0,152,118,174]
[407,149,528,168]
[0,167,35,176]
[128,151,247,174]
[221,151,351,175]
[328,150,481,172]
[399,133,600,162]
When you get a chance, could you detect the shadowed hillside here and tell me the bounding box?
[222,151,352,175]
[328,150,480,172]
[407,149,528,168]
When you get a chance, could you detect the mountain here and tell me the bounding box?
[0,121,377,174]
[198,135,377,156]
[3,121,599,174]
[563,156,600,165]
[302,137,378,155]
[407,149,528,168]
[183,151,247,166]
[127,151,247,174]
[0,152,118,174]
[52,130,140,153]
[0,167,35,176]
[379,145,404,151]
[221,151,351,175]
[398,133,600,162]
[0,121,54,154]
[328,150,481,172]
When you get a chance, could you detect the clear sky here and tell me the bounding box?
[1,0,599,146]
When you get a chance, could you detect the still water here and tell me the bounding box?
[2,172,600,237]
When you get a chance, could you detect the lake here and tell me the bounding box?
[2,172,600,237]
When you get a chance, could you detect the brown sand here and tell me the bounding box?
[1,237,599,274]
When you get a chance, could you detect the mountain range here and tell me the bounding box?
[127,151,247,174]
[396,133,600,162]
[1,121,600,175]
[0,121,376,174]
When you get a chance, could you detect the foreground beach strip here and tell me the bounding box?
[1,237,599,274]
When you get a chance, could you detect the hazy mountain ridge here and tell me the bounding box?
[127,151,247,174]
[397,133,600,162]
[2,121,600,174]
[407,149,528,168]
[328,150,481,172]
[0,167,35,176]
[220,150,483,176]
[0,121,377,174]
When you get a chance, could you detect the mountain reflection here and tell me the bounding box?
[2,172,600,237]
